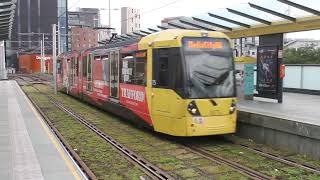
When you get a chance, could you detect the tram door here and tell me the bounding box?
[110,51,119,98]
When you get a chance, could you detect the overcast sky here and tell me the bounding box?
[68,0,320,39]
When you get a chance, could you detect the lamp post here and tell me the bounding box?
[52,24,57,95]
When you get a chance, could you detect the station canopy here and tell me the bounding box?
[0,0,16,40]
[108,0,320,44]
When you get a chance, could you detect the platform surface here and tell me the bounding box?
[238,92,320,126]
[0,80,85,180]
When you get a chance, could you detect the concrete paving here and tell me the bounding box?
[238,92,320,126]
[0,80,85,180]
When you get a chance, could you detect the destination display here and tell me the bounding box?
[183,37,227,49]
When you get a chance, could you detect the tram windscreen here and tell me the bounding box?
[182,37,235,99]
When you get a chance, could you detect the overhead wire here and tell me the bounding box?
[58,0,81,19]
[120,0,186,23]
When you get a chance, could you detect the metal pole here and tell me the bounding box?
[52,24,57,95]
[58,22,61,55]
[42,33,45,73]
[40,39,43,73]
[109,0,111,28]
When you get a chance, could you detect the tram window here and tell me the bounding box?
[83,56,87,76]
[159,57,169,87]
[76,57,79,76]
[153,48,170,88]
[87,55,92,74]
[121,51,147,86]
[57,60,62,74]
[153,48,183,91]
[102,55,109,83]
[121,54,134,84]
[134,51,147,86]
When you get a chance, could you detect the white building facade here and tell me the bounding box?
[121,7,140,34]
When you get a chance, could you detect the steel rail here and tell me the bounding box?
[227,139,320,175]
[16,74,320,179]
[23,79,173,180]
[47,96,173,180]
[22,83,97,180]
[184,145,272,180]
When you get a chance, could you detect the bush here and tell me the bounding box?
[283,47,320,64]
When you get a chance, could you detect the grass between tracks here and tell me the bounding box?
[22,86,148,180]
[32,85,248,180]
[31,84,320,179]
[190,137,320,179]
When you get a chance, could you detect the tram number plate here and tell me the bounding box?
[193,117,204,125]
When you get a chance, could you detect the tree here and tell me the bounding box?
[283,47,320,64]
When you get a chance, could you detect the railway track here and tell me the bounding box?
[182,144,272,180]
[19,76,173,180]
[21,80,97,180]
[16,74,320,179]
[228,139,320,175]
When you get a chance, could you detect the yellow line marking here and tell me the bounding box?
[16,81,82,180]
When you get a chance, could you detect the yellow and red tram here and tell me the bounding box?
[57,29,237,136]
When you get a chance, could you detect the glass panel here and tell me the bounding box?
[102,55,109,83]
[251,0,312,18]
[291,0,320,12]
[190,0,320,31]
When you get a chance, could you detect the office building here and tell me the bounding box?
[121,7,140,34]
[68,8,101,28]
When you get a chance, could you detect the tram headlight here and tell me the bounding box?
[187,101,200,116]
[229,100,236,114]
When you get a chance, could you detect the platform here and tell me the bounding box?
[238,92,320,126]
[237,92,320,160]
[0,80,85,180]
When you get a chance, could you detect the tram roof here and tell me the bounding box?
[0,0,17,40]
[105,0,320,44]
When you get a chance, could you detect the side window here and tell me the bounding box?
[159,56,169,87]
[57,59,62,74]
[76,57,79,76]
[70,58,75,86]
[121,51,147,86]
[83,55,87,76]
[153,49,169,88]
[134,51,147,86]
[121,54,134,83]
[87,55,92,75]
[87,54,93,91]
[102,55,109,83]
[153,48,183,91]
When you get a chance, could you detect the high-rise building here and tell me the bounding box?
[121,7,140,34]
[68,8,101,28]
[7,0,68,68]
[58,0,68,53]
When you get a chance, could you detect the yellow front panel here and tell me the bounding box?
[186,113,237,136]
[151,89,186,136]
[150,89,237,136]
